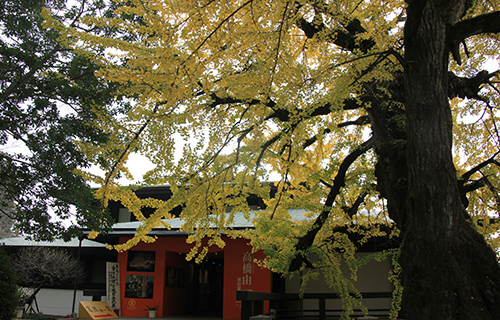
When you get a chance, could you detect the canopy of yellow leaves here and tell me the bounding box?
[43,1,500,310]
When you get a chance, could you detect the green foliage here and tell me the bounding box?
[0,247,18,320]
[0,0,129,240]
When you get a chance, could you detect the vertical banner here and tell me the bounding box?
[106,262,121,312]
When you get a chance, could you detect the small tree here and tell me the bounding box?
[12,247,85,314]
[0,247,18,320]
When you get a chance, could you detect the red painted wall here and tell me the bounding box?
[222,238,271,320]
[163,251,188,316]
[117,244,164,317]
[117,236,271,320]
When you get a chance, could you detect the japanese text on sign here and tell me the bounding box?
[106,262,120,310]
[79,301,118,320]
[237,251,254,291]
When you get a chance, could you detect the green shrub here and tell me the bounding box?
[0,247,18,320]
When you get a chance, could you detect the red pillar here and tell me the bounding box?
[223,238,272,320]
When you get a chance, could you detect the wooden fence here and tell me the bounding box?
[236,290,400,320]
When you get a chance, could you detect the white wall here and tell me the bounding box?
[284,252,395,317]
[31,289,100,317]
[286,252,394,293]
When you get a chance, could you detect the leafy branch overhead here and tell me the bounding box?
[49,0,500,319]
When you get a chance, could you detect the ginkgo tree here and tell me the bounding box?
[45,0,500,319]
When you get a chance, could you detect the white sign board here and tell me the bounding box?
[106,262,120,311]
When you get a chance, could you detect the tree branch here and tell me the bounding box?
[342,191,369,218]
[461,151,500,182]
[481,171,500,211]
[289,137,375,271]
[447,11,500,64]
[296,16,375,54]
[450,11,500,42]
[182,0,253,66]
[448,70,499,100]
[458,151,500,207]
[338,115,370,128]
[302,128,332,149]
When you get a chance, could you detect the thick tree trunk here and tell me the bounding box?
[401,1,500,319]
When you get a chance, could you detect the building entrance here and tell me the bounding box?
[186,252,224,317]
